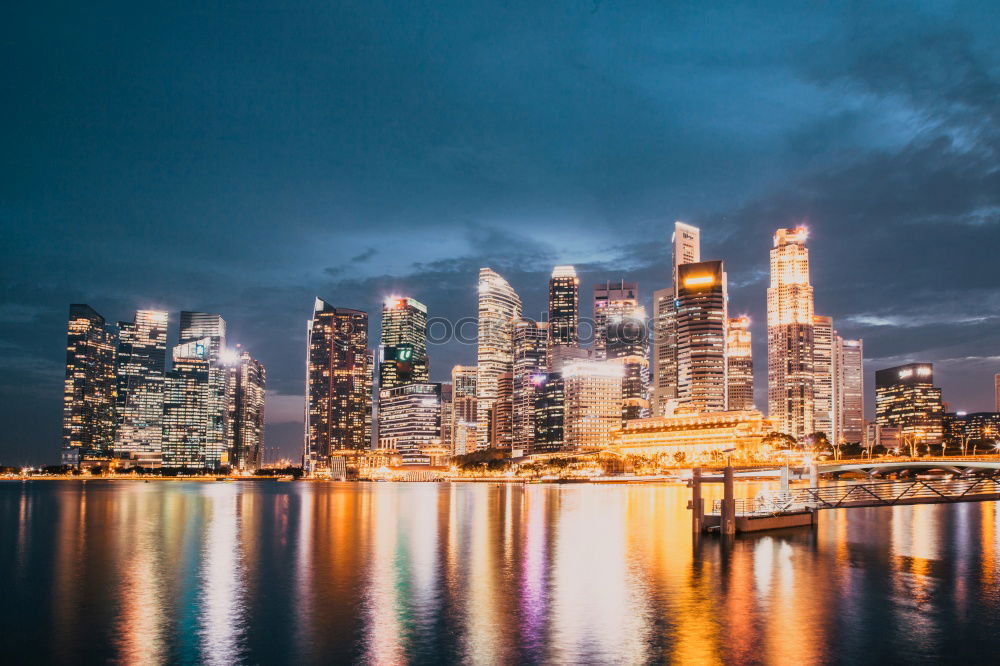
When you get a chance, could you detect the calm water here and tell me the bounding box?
[3,480,1000,665]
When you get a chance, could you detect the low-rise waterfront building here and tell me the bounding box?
[612,409,774,464]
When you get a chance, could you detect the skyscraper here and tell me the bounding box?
[378,297,428,389]
[833,336,864,444]
[451,365,477,455]
[767,227,815,440]
[726,316,754,411]
[675,261,728,413]
[606,305,650,421]
[512,319,548,452]
[377,382,441,465]
[547,266,579,351]
[491,372,514,449]
[531,373,565,454]
[114,310,168,467]
[62,304,116,465]
[593,280,638,361]
[652,221,701,416]
[477,268,521,449]
[812,315,834,439]
[227,348,266,471]
[875,363,944,446]
[304,299,371,474]
[162,339,211,469]
[562,361,623,450]
[179,312,228,468]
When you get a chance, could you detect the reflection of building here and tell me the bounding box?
[563,361,623,450]
[874,363,944,445]
[612,409,773,462]
[767,227,815,440]
[304,299,371,474]
[593,280,638,361]
[513,320,547,451]
[606,306,649,421]
[812,315,833,438]
[450,365,477,455]
[532,373,565,454]
[548,265,579,352]
[227,349,266,471]
[378,382,441,465]
[162,339,211,469]
[62,304,117,465]
[114,310,168,467]
[833,337,864,444]
[477,268,521,449]
[726,316,753,411]
[676,260,728,413]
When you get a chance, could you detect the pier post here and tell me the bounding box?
[721,466,736,535]
[690,467,704,533]
[809,463,819,488]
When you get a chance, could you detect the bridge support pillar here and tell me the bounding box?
[721,466,736,535]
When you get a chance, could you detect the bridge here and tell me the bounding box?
[818,459,1000,477]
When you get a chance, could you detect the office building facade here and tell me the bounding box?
[675,261,728,413]
[562,361,623,450]
[726,316,753,411]
[476,268,521,449]
[62,304,117,465]
[513,319,548,451]
[378,382,441,465]
[593,280,638,361]
[114,310,168,467]
[832,337,864,444]
[874,363,944,446]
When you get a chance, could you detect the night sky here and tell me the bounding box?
[2,1,998,464]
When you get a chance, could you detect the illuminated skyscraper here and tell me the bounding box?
[675,261,728,413]
[606,305,649,421]
[726,316,753,411]
[304,299,371,474]
[227,348,266,471]
[767,227,815,439]
[114,310,168,467]
[562,361,623,449]
[652,221,701,416]
[491,372,514,448]
[593,280,638,361]
[875,363,943,445]
[162,339,211,469]
[476,268,521,449]
[547,266,579,352]
[532,373,565,453]
[378,382,441,465]
[439,383,453,452]
[62,304,116,465]
[812,315,834,439]
[833,336,864,444]
[451,365,477,455]
[179,312,228,468]
[378,297,428,389]
[512,319,548,451]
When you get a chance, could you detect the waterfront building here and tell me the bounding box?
[613,409,773,464]
[675,260,728,413]
[378,382,441,465]
[439,382,453,454]
[490,371,514,449]
[726,316,753,411]
[606,306,650,421]
[547,266,579,351]
[833,336,864,444]
[378,297,428,389]
[812,315,834,439]
[62,304,117,465]
[179,312,228,468]
[513,320,548,451]
[227,348,266,471]
[450,365,477,455]
[562,361,623,450]
[113,310,168,467]
[767,227,815,440]
[874,363,944,446]
[532,372,565,454]
[944,412,1000,446]
[162,339,211,469]
[593,280,638,361]
[864,422,902,452]
[476,268,521,449]
[304,299,371,474]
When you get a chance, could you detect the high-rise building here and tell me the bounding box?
[378,297,428,389]
[833,336,863,444]
[875,363,944,446]
[812,315,834,439]
[378,382,441,465]
[675,261,728,413]
[593,280,638,361]
[114,310,168,467]
[304,299,371,474]
[512,319,548,452]
[162,339,211,469]
[439,383,453,453]
[179,312,228,468]
[767,227,815,440]
[652,221,701,416]
[62,305,117,465]
[227,348,266,471]
[726,316,753,411]
[532,373,565,453]
[547,266,579,351]
[476,268,521,449]
[562,361,623,450]
[490,372,514,448]
[450,365,477,455]
[606,305,650,421]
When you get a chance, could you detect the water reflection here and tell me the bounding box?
[3,480,1000,664]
